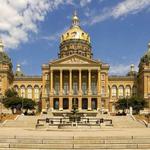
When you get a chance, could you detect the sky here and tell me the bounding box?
[1,0,150,76]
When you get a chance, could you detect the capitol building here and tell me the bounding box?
[0,12,150,113]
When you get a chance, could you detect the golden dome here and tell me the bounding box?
[60,11,90,43]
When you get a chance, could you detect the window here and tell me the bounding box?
[118,86,124,97]
[73,82,78,95]
[112,86,117,97]
[63,82,69,95]
[34,86,40,99]
[101,74,105,80]
[14,86,19,94]
[21,86,25,98]
[82,82,87,95]
[125,86,131,97]
[27,86,32,99]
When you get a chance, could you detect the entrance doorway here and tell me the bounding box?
[72,98,78,109]
[91,98,97,110]
[53,98,59,110]
[82,98,88,109]
[63,98,69,109]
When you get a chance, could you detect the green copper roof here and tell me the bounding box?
[0,51,12,64]
[141,43,150,63]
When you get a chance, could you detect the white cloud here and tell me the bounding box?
[80,0,92,7]
[0,0,73,49]
[88,0,150,25]
[109,64,138,75]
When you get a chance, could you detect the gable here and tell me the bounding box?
[50,54,100,65]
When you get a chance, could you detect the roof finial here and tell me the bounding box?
[72,10,79,27]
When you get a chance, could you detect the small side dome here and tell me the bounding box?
[14,64,24,77]
[127,64,137,76]
[140,42,150,63]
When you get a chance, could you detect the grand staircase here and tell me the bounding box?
[2,114,146,128]
[0,135,150,149]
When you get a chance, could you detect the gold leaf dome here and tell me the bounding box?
[60,11,90,43]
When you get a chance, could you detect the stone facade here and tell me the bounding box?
[0,12,150,113]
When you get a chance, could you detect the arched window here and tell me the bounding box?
[118,85,124,97]
[14,85,19,93]
[125,85,131,97]
[27,86,32,99]
[34,86,40,99]
[112,85,117,97]
[132,86,137,96]
[20,85,25,98]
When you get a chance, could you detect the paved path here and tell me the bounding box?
[0,127,150,137]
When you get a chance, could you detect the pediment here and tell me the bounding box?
[50,54,100,65]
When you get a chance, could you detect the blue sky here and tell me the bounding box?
[1,0,150,75]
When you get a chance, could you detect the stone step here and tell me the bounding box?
[0,149,149,150]
[1,143,150,149]
[0,139,150,144]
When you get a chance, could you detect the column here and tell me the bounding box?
[50,70,53,95]
[59,97,63,110]
[88,97,91,110]
[50,97,53,111]
[79,69,82,95]
[97,69,101,95]
[78,97,82,110]
[60,70,63,95]
[69,97,72,110]
[88,69,91,95]
[69,70,72,95]
[42,98,46,112]
[97,97,101,111]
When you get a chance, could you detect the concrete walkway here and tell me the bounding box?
[0,127,150,137]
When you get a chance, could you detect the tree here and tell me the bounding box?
[3,88,36,114]
[3,97,22,114]
[116,96,147,114]
[5,88,18,98]
[115,98,127,113]
[22,98,36,113]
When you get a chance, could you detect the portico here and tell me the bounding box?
[48,68,102,111]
